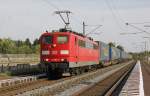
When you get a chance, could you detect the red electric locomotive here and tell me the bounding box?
[40,10,101,78]
[40,29,100,78]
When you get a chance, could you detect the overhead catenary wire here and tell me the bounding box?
[42,0,60,11]
[126,23,150,35]
[129,22,150,25]
[110,0,150,33]
[42,0,85,25]
[85,25,103,36]
[104,0,125,31]
[40,0,103,36]
[54,0,86,25]
[110,0,127,23]
[41,0,86,32]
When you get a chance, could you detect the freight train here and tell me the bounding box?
[40,29,131,79]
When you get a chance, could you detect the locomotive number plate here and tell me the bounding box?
[42,50,49,55]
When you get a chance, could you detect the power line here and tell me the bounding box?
[43,0,85,26]
[130,22,150,25]
[110,0,126,23]
[42,0,86,31]
[104,0,125,31]
[42,0,60,10]
[71,16,83,25]
[126,23,150,35]
[41,0,103,36]
[85,25,103,36]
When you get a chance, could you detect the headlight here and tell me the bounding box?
[45,58,49,61]
[42,50,49,55]
[60,50,69,55]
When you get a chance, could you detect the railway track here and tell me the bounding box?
[72,61,135,96]
[2,60,133,96]
[0,73,73,96]
[0,61,134,96]
[0,74,47,96]
[106,61,136,96]
[141,61,150,76]
[0,74,46,88]
[140,60,150,96]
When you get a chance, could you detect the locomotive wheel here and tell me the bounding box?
[79,68,84,74]
[47,69,63,79]
[69,68,76,76]
[47,69,55,80]
[55,68,63,79]
[75,68,81,75]
[47,65,56,79]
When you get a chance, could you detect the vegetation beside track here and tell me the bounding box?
[0,38,39,54]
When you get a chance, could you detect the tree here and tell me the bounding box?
[0,38,40,54]
[32,45,40,54]
[108,42,115,47]
[0,38,15,54]
[20,45,32,54]
[25,38,31,48]
[33,38,39,46]
[15,40,23,47]
[116,45,124,51]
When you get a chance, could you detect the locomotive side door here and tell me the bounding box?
[75,37,79,63]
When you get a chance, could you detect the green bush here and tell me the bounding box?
[0,38,40,54]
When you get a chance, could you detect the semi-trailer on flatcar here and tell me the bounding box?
[97,41,110,66]
[109,46,122,64]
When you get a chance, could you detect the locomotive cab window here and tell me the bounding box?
[57,36,68,44]
[42,36,52,44]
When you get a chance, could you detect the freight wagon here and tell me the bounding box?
[98,41,110,66]
[120,51,131,61]
[40,30,131,79]
[109,46,121,64]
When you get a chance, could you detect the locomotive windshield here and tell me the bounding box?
[42,36,53,44]
[57,36,68,44]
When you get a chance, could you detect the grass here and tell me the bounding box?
[0,71,11,77]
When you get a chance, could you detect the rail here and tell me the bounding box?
[17,61,134,96]
[104,61,135,96]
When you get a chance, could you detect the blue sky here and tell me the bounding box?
[0,0,150,52]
